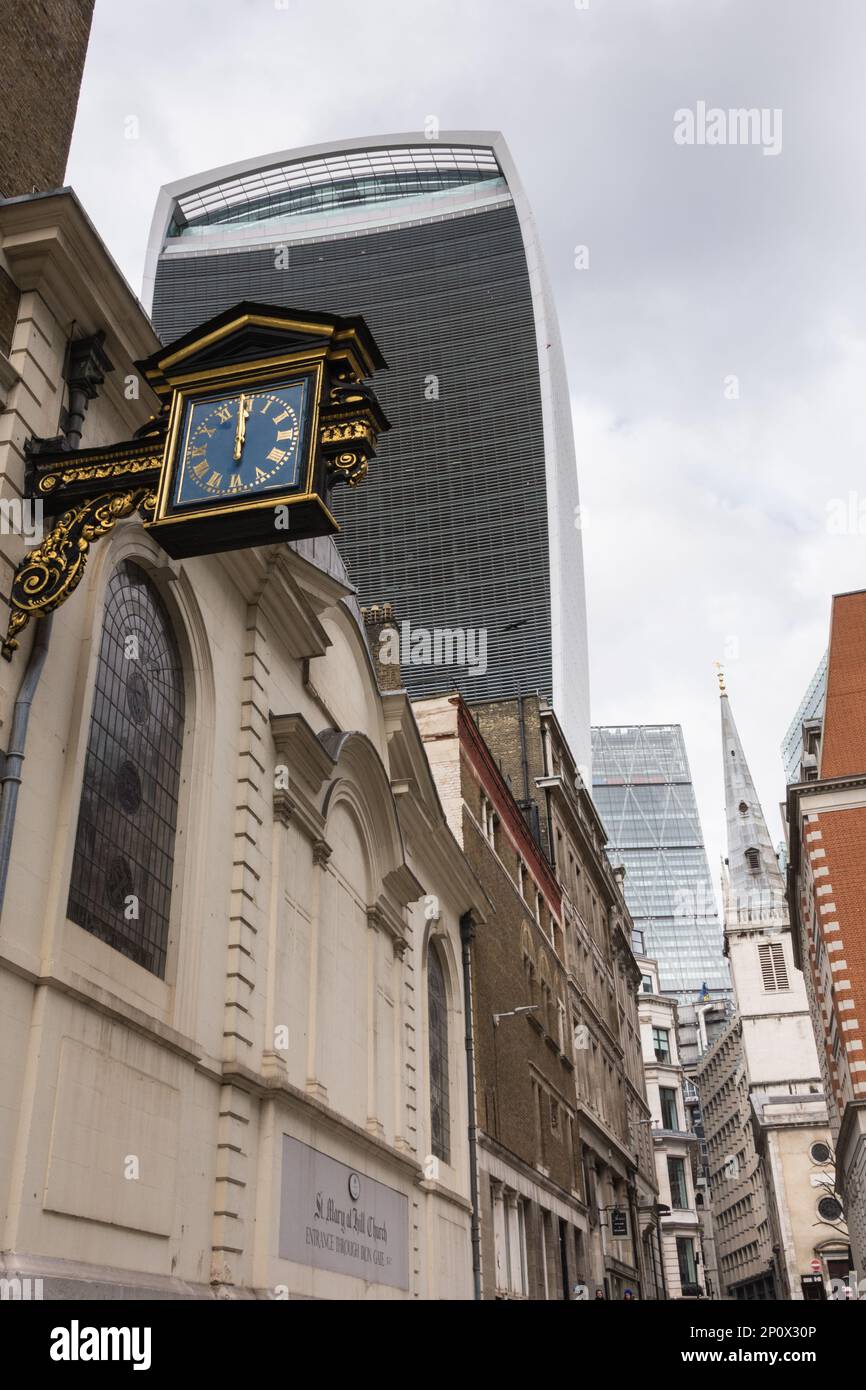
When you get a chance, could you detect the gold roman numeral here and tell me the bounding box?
[230,474,242,489]
[255,467,268,483]
[260,397,272,414]
[267,448,287,465]
[208,471,223,489]
[276,429,295,443]
[189,444,207,459]
[215,404,232,424]
[273,411,290,425]
[192,460,209,478]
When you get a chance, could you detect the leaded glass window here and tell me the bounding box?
[67,562,185,978]
[428,946,450,1163]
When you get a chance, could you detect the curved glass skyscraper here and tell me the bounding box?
[145,133,590,771]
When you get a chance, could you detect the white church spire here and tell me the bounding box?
[717,670,786,926]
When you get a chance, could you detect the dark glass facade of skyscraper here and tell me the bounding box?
[592,725,730,1002]
[146,136,590,772]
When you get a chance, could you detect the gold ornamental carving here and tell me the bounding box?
[1,488,157,659]
[327,451,368,488]
[320,419,376,447]
[38,456,161,494]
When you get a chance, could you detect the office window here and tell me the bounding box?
[652,1027,671,1062]
[659,1087,679,1131]
[428,946,451,1162]
[668,1156,689,1209]
[67,562,185,979]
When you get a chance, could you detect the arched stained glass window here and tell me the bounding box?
[428,945,451,1163]
[67,562,185,978]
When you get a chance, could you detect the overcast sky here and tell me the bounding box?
[67,0,866,904]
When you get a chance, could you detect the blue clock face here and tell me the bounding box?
[172,376,311,510]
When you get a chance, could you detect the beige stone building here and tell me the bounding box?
[637,957,706,1298]
[0,189,488,1299]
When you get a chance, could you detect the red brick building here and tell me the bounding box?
[787,589,866,1277]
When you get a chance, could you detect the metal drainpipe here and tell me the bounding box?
[0,613,54,914]
[460,910,482,1301]
[656,1203,668,1299]
[518,694,530,806]
[628,1183,643,1298]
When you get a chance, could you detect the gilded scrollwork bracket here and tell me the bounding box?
[320,384,388,493]
[326,449,369,488]
[1,487,157,660]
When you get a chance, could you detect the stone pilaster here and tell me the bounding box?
[224,605,270,1061]
[212,604,270,1288]
[304,838,333,1102]
[210,1084,252,1286]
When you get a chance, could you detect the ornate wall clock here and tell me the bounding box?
[3,303,389,656]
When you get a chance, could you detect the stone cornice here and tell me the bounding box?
[270,711,336,793]
[478,1129,588,1219]
[0,188,159,370]
[222,1061,425,1182]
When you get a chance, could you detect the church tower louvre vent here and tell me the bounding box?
[758,941,789,991]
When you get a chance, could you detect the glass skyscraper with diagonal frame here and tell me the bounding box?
[592,724,731,1003]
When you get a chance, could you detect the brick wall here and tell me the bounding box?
[0,0,95,198]
[793,793,866,1274]
[807,808,866,1110]
[361,604,403,692]
[462,792,577,1198]
[470,694,549,839]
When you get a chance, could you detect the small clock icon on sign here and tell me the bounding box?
[348,1173,361,1202]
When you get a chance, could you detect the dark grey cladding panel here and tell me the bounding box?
[153,205,552,703]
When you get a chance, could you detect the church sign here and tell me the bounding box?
[279,1135,409,1291]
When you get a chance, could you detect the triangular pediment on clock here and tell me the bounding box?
[138,300,386,397]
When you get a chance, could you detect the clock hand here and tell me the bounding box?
[233,394,252,462]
